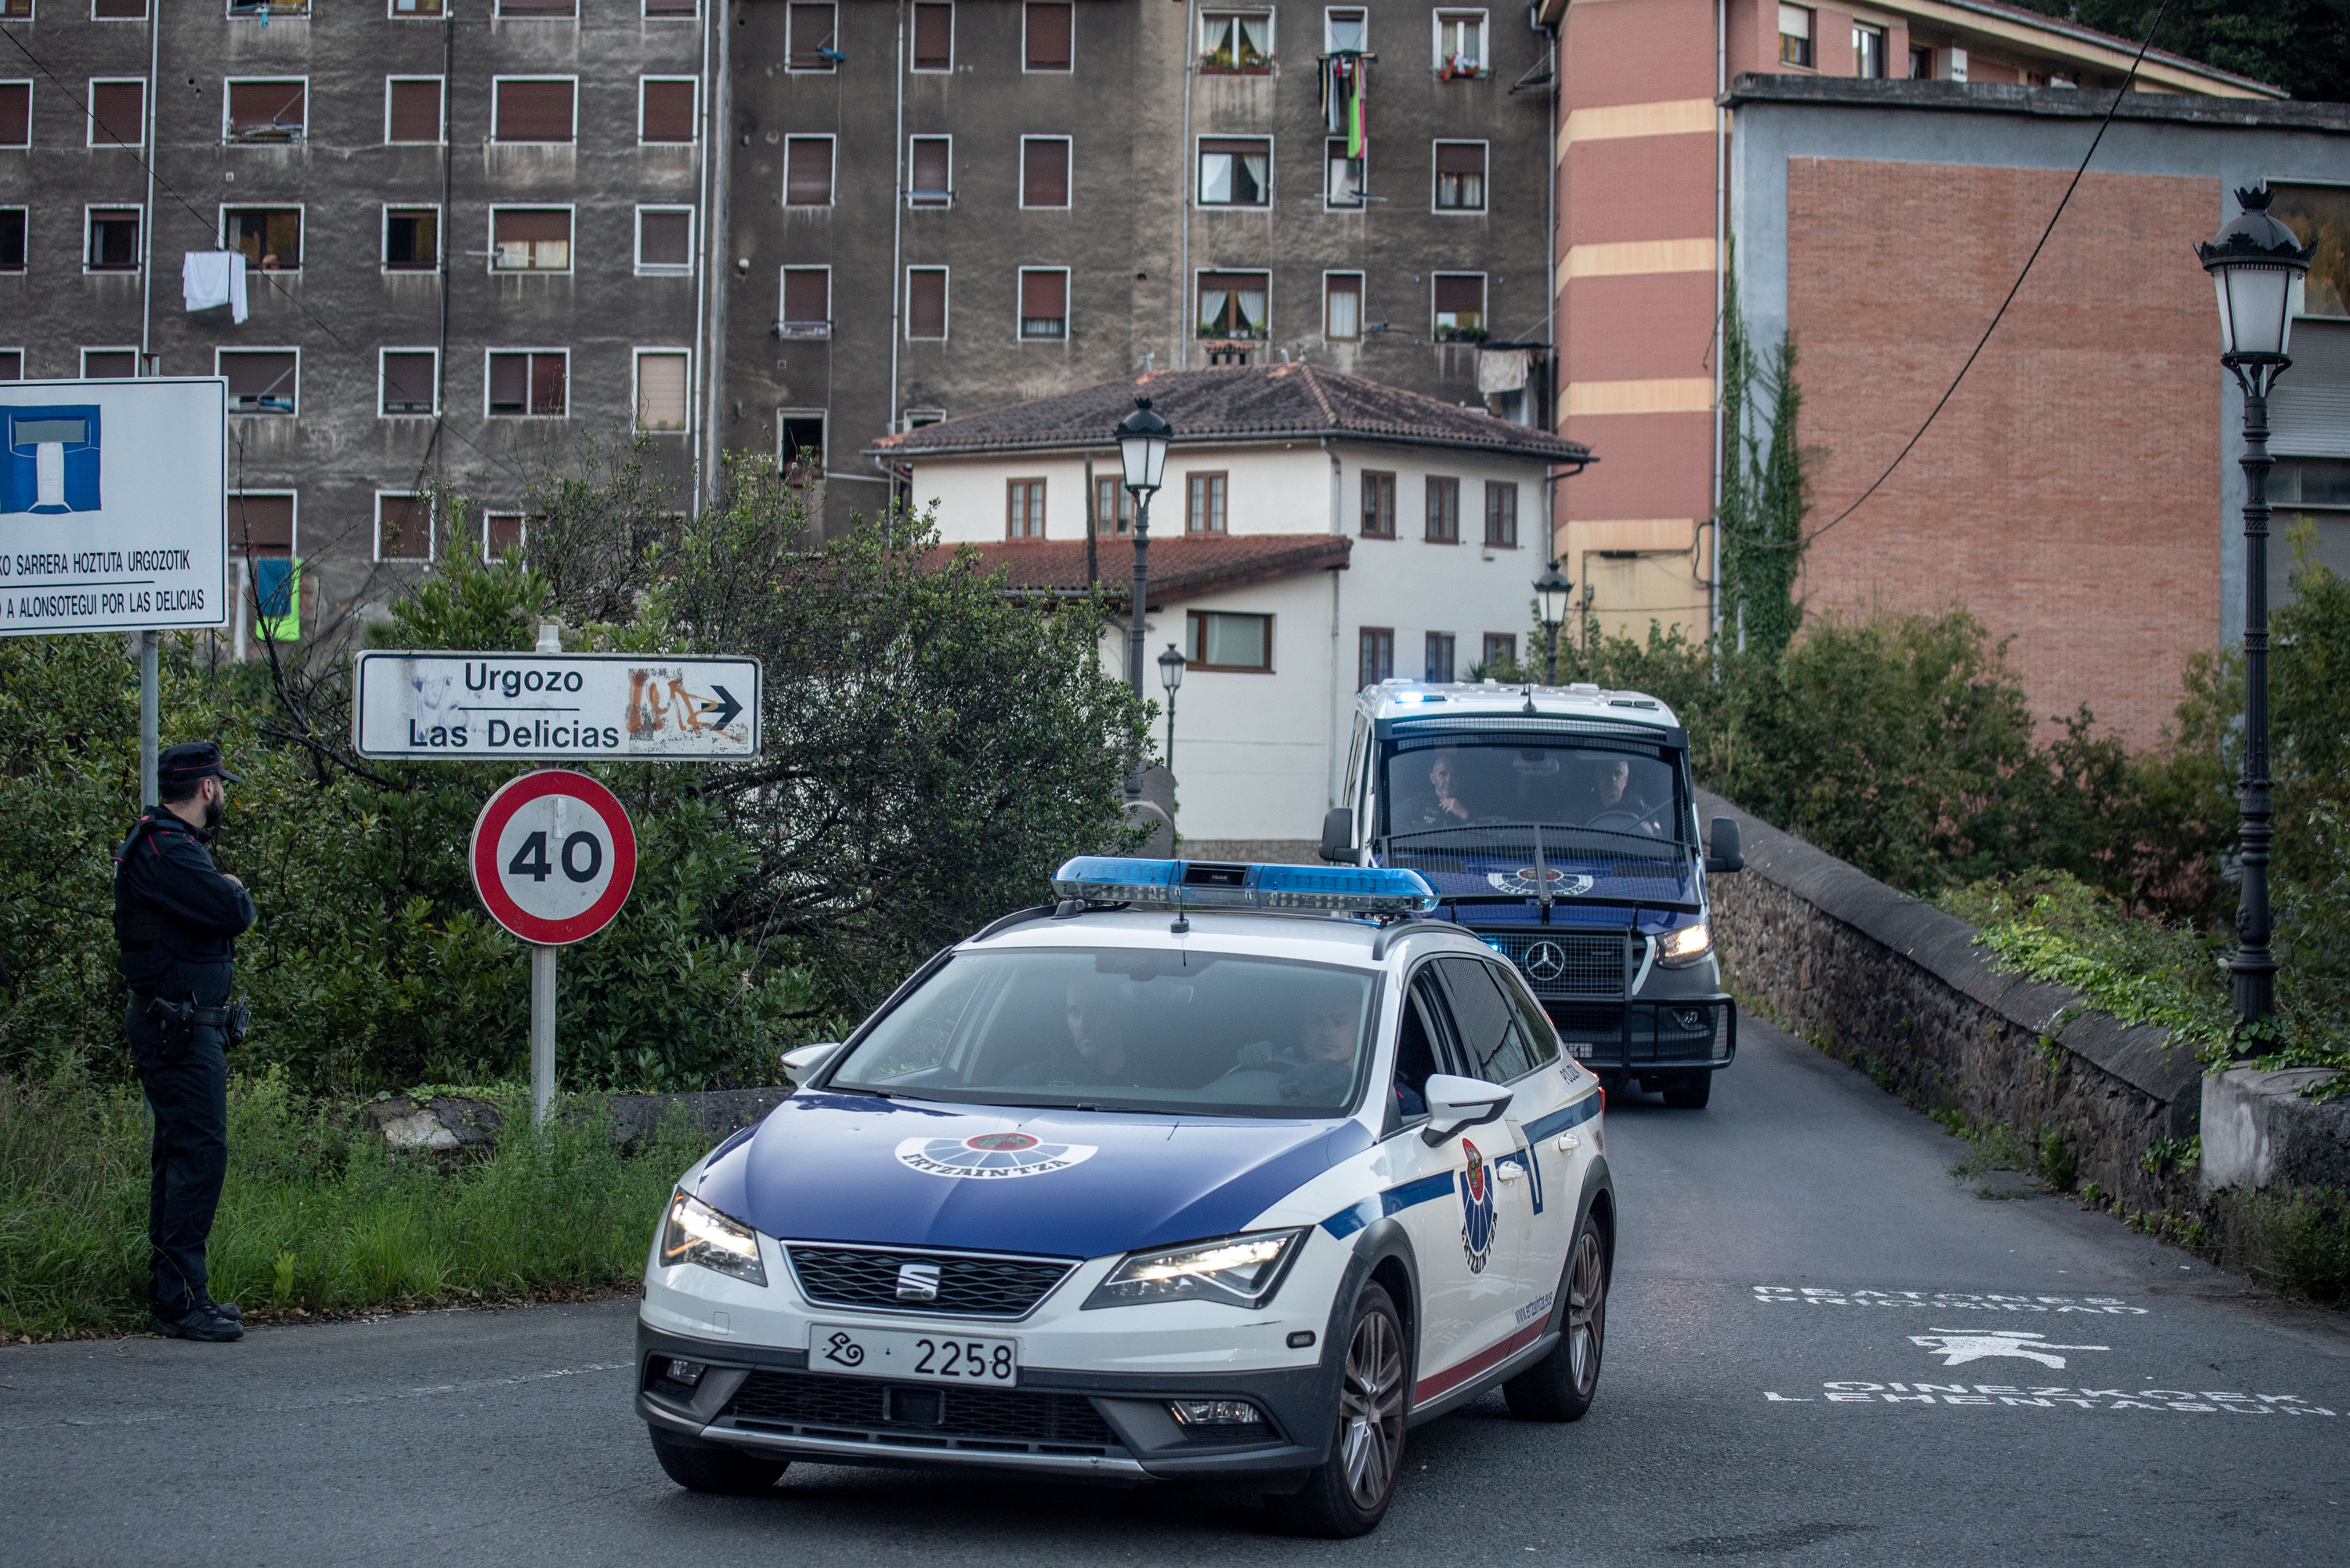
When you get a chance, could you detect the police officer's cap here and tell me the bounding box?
[157,741,243,785]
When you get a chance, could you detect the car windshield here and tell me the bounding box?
[826,948,1379,1118]
[1380,738,1683,843]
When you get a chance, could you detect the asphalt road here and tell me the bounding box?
[7,1020,2346,1566]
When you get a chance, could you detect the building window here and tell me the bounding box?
[0,209,24,273]
[381,349,437,417]
[1484,482,1517,547]
[1185,471,1227,534]
[1325,139,1364,208]
[635,350,689,432]
[636,206,693,273]
[384,207,439,271]
[392,0,446,15]
[907,266,949,339]
[0,0,25,16]
[87,79,143,147]
[491,78,575,144]
[491,208,572,273]
[1480,633,1516,672]
[1093,475,1133,534]
[1325,7,1366,52]
[1358,627,1394,689]
[223,208,300,272]
[219,349,298,416]
[377,493,431,562]
[0,349,20,378]
[913,2,953,70]
[1025,2,1072,70]
[0,83,27,148]
[2269,186,2350,316]
[1197,270,1267,340]
[1325,273,1362,340]
[85,208,139,272]
[640,78,697,143]
[1360,471,1394,537]
[484,512,529,558]
[226,79,306,143]
[81,348,137,378]
[1186,611,1272,672]
[1199,9,1272,72]
[1777,5,1813,67]
[909,136,952,207]
[1909,44,1934,79]
[1434,10,1484,76]
[1198,137,1270,207]
[780,412,825,483]
[385,77,443,143]
[1433,273,1485,341]
[1018,267,1068,339]
[1424,477,1459,543]
[785,135,834,205]
[1853,22,1886,78]
[780,267,830,338]
[788,2,839,70]
[96,0,150,16]
[1006,478,1047,538]
[1021,136,1071,208]
[1423,631,1455,684]
[497,0,576,14]
[228,492,298,644]
[1434,142,1485,211]
[486,350,567,417]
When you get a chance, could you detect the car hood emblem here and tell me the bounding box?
[1524,940,1570,981]
[895,1263,942,1300]
[1486,868,1595,898]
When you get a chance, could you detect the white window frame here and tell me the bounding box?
[494,0,577,17]
[906,133,953,208]
[219,201,306,272]
[82,203,142,273]
[85,77,144,148]
[0,81,29,150]
[79,345,139,378]
[786,1,841,74]
[778,264,832,338]
[1430,9,1487,74]
[383,75,445,145]
[1195,133,1274,210]
[1321,269,1363,341]
[0,347,23,376]
[642,0,696,17]
[482,511,530,556]
[1430,270,1487,339]
[1194,266,1271,341]
[1322,5,1366,52]
[909,0,953,72]
[1021,0,1073,74]
[1017,264,1072,341]
[1324,136,1364,211]
[632,347,692,435]
[220,76,309,145]
[634,204,695,275]
[227,490,298,561]
[387,0,446,18]
[380,201,442,273]
[486,204,577,275]
[1430,137,1488,215]
[217,345,302,417]
[905,264,949,341]
[783,132,837,207]
[1197,7,1276,70]
[483,347,570,420]
[638,75,699,146]
[373,490,433,565]
[902,406,945,428]
[378,345,439,418]
[777,408,827,471]
[227,0,312,17]
[1018,134,1072,211]
[490,76,579,146]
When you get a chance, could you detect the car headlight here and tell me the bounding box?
[1083,1229,1307,1310]
[661,1190,768,1287]
[1656,921,1712,968]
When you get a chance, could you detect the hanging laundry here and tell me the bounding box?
[1318,50,1374,161]
[182,250,248,325]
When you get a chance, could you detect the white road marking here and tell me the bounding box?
[1908,1331,2110,1369]
[1752,1284,2148,1314]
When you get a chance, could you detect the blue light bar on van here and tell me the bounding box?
[1051,858,1437,915]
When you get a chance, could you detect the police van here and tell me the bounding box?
[638,857,1612,1537]
[1321,679,1744,1108]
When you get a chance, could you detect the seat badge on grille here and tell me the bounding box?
[895,1132,1100,1180]
[1487,868,1595,898]
[895,1263,942,1300]
[1524,940,1570,981]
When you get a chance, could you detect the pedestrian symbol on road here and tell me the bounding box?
[1908,1330,2110,1370]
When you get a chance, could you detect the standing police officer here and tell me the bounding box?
[114,741,257,1342]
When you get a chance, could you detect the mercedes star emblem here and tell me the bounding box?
[1524,941,1568,981]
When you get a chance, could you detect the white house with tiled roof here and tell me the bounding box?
[870,365,1595,856]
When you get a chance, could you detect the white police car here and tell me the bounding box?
[637,858,1613,1537]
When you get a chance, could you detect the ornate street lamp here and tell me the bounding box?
[1533,559,1574,685]
[1156,641,1187,777]
[1115,396,1173,794]
[2197,185,2314,1039]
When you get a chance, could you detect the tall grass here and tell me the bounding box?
[0,1072,708,1340]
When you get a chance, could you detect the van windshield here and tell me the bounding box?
[1380,738,1684,844]
[827,948,1379,1118]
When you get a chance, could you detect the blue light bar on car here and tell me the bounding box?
[1051,858,1437,915]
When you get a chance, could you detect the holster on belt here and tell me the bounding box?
[131,992,250,1049]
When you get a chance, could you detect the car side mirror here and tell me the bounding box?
[1420,1073,1512,1146]
[780,1042,841,1085]
[1319,806,1355,863]
[1705,816,1744,874]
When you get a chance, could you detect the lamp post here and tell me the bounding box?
[1533,560,1574,685]
[1115,396,1173,793]
[2198,186,2314,1039]
[1156,641,1187,776]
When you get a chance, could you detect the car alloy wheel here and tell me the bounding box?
[1565,1225,1607,1398]
[1338,1302,1406,1507]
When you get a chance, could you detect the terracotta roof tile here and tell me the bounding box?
[928,533,1350,605]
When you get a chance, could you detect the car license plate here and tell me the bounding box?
[808,1324,1018,1386]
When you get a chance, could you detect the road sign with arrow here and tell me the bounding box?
[353,651,761,761]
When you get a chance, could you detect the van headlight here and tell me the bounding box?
[1083,1229,1307,1310]
[662,1190,768,1286]
[1656,921,1712,968]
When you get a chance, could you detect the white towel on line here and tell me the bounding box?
[182,250,248,325]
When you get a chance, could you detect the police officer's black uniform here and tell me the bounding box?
[114,741,257,1342]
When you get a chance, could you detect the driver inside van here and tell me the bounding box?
[1405,748,1475,829]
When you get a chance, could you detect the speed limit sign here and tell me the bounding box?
[469,769,638,945]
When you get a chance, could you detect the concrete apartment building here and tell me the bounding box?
[723,0,1556,536]
[0,0,721,642]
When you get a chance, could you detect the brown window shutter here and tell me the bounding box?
[381,352,436,414]
[378,495,428,560]
[388,79,441,143]
[638,210,691,267]
[641,79,696,143]
[913,2,953,68]
[1020,269,1066,318]
[910,138,949,196]
[90,81,143,146]
[1434,275,1483,313]
[489,355,529,412]
[785,138,833,204]
[908,269,947,338]
[1434,142,1485,175]
[0,83,27,146]
[789,2,837,68]
[1025,2,1072,68]
[783,269,829,323]
[494,208,570,245]
[230,494,295,554]
[494,79,574,143]
[1021,139,1068,206]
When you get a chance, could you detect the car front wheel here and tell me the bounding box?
[1264,1283,1408,1537]
[1502,1212,1608,1422]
